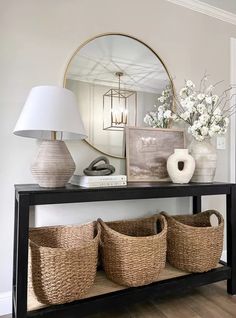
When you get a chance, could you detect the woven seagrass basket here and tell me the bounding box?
[162,210,224,273]
[29,222,100,305]
[98,214,167,287]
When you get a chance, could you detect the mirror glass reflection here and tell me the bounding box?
[64,34,173,158]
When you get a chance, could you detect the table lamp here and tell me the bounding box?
[13,85,87,188]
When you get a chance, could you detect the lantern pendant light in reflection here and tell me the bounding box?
[103,72,137,130]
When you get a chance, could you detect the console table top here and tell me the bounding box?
[14,182,234,206]
[15,182,232,194]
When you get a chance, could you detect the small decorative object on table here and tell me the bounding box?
[84,156,115,176]
[174,76,233,183]
[167,149,195,184]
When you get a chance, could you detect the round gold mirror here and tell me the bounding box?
[64,33,173,158]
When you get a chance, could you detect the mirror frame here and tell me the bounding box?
[63,32,174,159]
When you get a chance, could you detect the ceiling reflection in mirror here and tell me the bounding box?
[64,34,173,158]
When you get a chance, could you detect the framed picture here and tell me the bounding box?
[126,127,185,182]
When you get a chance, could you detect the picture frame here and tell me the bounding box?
[126,127,185,182]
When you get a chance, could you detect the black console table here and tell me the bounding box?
[13,182,236,318]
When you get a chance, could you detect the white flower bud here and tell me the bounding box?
[197,93,205,100]
[205,96,212,104]
[186,80,195,88]
[197,103,206,114]
[164,110,172,119]
[200,126,209,136]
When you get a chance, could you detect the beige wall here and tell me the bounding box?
[1,0,236,298]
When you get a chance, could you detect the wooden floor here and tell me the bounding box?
[4,281,236,318]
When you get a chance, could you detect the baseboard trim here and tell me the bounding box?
[166,0,236,25]
[0,291,11,316]
[221,250,227,262]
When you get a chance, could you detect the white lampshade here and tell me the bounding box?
[13,85,87,140]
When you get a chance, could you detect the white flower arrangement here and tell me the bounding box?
[144,86,174,128]
[175,77,232,141]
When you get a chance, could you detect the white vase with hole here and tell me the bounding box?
[189,139,217,183]
[167,149,195,184]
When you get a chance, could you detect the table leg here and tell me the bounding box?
[227,184,236,295]
[192,196,202,214]
[14,194,30,317]
[12,195,18,317]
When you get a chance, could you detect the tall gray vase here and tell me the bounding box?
[189,139,217,183]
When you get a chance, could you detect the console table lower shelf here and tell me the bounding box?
[27,262,230,317]
[13,182,236,318]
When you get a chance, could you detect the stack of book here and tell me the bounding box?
[70,174,127,188]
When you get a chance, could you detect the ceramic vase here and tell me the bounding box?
[31,140,76,188]
[189,139,217,183]
[167,149,195,184]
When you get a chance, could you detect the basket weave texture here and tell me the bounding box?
[98,214,167,287]
[29,222,100,305]
[162,210,224,273]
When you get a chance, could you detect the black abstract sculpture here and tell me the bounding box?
[83,156,115,176]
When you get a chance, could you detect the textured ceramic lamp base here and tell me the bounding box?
[31,140,76,188]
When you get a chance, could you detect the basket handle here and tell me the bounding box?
[207,210,224,226]
[156,214,167,234]
[95,221,101,239]
[97,218,113,248]
[97,218,106,228]
[161,210,223,227]
[160,211,170,219]
[97,217,126,235]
